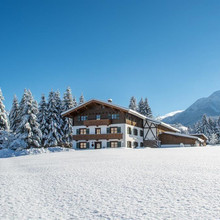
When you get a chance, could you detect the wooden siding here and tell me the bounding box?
[84,119,111,126]
[72,133,123,141]
[159,133,199,145]
[68,103,143,127]
[191,134,207,146]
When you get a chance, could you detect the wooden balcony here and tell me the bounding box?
[72,133,123,141]
[83,119,111,126]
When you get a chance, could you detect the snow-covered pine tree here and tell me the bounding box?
[129,96,138,111]
[143,98,153,118]
[72,96,77,107]
[44,91,63,147]
[63,87,74,110]
[209,133,218,145]
[138,98,145,115]
[0,88,9,131]
[79,93,85,105]
[16,90,42,148]
[62,87,74,147]
[38,94,48,147]
[16,89,29,132]
[9,95,20,133]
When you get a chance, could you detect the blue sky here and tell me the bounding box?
[1,0,220,116]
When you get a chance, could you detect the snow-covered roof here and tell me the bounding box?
[162,132,204,143]
[190,134,208,140]
[61,99,179,132]
[160,122,180,133]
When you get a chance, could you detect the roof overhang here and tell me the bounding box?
[61,99,129,117]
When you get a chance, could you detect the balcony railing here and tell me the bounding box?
[72,133,123,141]
[83,119,111,126]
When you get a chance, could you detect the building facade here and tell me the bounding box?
[62,99,205,149]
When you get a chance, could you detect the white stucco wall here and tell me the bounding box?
[72,123,144,149]
[143,121,157,140]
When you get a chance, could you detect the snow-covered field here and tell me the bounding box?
[1,147,220,220]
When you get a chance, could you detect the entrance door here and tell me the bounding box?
[95,142,102,149]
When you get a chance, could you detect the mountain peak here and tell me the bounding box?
[163,90,220,126]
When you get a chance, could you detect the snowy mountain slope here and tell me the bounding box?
[163,90,220,126]
[1,147,220,219]
[156,110,184,121]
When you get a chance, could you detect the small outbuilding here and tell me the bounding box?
[158,132,204,147]
[190,134,208,146]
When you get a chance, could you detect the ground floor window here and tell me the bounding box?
[140,142,144,147]
[127,141,132,148]
[107,141,121,148]
[110,141,118,148]
[95,142,102,149]
[78,142,88,149]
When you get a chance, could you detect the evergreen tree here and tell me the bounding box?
[62,87,74,147]
[138,98,145,115]
[201,114,211,138]
[9,95,20,133]
[63,87,74,110]
[44,91,63,147]
[209,133,218,145]
[16,89,29,132]
[143,98,153,118]
[79,93,85,105]
[72,96,77,107]
[38,94,48,147]
[16,90,42,148]
[129,96,138,111]
[0,88,9,131]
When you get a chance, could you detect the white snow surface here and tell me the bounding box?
[157,110,184,121]
[1,147,220,219]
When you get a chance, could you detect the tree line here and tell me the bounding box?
[129,96,153,118]
[0,88,85,149]
[189,114,220,145]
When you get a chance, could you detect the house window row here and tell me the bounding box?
[127,141,144,148]
[76,141,121,149]
[127,127,143,137]
[78,114,120,121]
[76,127,122,135]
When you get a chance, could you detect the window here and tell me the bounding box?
[133,128,138,136]
[79,142,87,149]
[140,130,143,137]
[110,127,118,134]
[96,115,101,120]
[78,116,88,121]
[127,141,132,148]
[109,114,119,119]
[110,141,118,148]
[127,127,132,134]
[133,142,138,148]
[140,142,144,147]
[80,128,87,134]
[95,128,101,134]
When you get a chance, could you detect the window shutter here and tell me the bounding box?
[86,129,89,134]
[76,129,79,135]
[117,127,121,133]
[78,116,81,121]
[76,142,79,148]
[86,142,89,148]
[118,141,121,147]
[107,128,110,134]
[107,142,110,148]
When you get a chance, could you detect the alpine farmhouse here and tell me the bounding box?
[62,99,206,149]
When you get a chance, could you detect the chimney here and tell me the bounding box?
[108,99,112,103]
